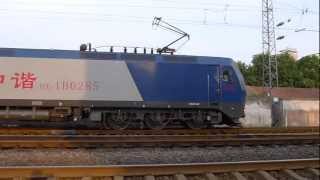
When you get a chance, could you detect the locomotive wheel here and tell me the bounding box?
[184,111,205,129]
[102,112,130,130]
[144,113,170,130]
[185,111,206,129]
[185,119,205,129]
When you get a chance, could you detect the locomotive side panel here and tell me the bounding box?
[127,60,220,105]
[0,57,143,102]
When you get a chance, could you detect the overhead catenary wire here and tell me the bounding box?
[0,10,318,33]
[27,0,320,12]
[0,0,318,33]
[1,1,319,15]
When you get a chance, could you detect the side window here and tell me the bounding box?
[222,69,232,83]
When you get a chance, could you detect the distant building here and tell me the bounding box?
[280,48,298,60]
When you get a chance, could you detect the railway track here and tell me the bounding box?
[0,131,318,148]
[0,159,318,179]
[0,126,318,135]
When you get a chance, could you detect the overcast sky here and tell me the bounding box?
[0,0,318,63]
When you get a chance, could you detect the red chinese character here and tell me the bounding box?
[11,72,37,89]
[0,74,4,84]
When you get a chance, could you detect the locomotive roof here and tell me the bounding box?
[0,47,234,65]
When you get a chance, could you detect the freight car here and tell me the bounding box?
[0,48,246,129]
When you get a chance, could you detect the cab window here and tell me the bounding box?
[222,70,232,83]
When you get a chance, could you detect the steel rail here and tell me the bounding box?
[0,133,318,148]
[0,127,318,135]
[0,158,318,177]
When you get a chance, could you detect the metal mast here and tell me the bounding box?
[262,0,278,91]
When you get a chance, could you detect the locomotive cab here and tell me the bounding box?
[218,62,246,124]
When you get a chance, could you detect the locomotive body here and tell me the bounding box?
[0,48,246,129]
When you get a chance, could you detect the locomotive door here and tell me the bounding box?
[207,65,220,105]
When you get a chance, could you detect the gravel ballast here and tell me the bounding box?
[0,144,318,166]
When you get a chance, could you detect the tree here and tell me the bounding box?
[237,53,319,88]
[296,54,320,88]
[249,54,265,86]
[236,60,260,86]
[276,53,300,87]
[237,54,267,86]
[236,61,247,76]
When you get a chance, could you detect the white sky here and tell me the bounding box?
[0,0,318,63]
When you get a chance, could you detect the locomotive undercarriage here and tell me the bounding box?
[101,108,225,129]
[0,106,239,129]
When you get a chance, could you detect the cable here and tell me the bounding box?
[2,1,318,14]
[1,10,318,33]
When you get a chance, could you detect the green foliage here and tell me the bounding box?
[237,54,265,86]
[237,53,319,88]
[296,54,320,88]
[277,53,300,87]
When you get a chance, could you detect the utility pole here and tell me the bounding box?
[262,0,278,93]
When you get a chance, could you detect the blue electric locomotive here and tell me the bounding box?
[0,47,246,129]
